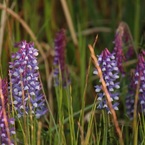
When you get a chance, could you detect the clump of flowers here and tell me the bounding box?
[0,79,15,145]
[93,48,120,113]
[121,22,135,59]
[9,41,48,118]
[126,52,145,119]
[113,24,126,74]
[53,29,70,87]
[113,22,135,74]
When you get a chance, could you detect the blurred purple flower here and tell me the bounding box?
[113,22,135,74]
[126,46,134,59]
[93,48,120,113]
[0,79,15,145]
[113,26,126,74]
[126,53,145,119]
[53,29,70,87]
[9,41,48,118]
[122,24,135,59]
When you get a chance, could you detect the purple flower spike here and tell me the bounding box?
[53,29,70,87]
[113,22,135,74]
[93,48,120,113]
[113,26,126,74]
[126,53,145,119]
[0,79,15,145]
[9,41,48,118]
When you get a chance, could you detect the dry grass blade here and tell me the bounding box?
[60,0,80,67]
[60,0,78,46]
[80,35,98,144]
[78,27,111,36]
[37,122,42,145]
[83,35,98,103]
[0,2,7,58]
[88,44,124,145]
[133,79,140,145]
[0,4,45,60]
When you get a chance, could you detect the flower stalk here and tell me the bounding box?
[88,44,124,145]
[9,41,48,118]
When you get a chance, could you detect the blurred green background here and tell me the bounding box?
[0,1,145,144]
[0,0,145,115]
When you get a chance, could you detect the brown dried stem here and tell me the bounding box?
[60,0,80,67]
[0,1,7,58]
[88,44,124,145]
[60,0,78,46]
[133,79,140,145]
[0,4,45,59]
[80,35,98,143]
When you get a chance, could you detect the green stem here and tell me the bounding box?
[102,110,108,145]
[133,78,140,145]
[48,103,97,133]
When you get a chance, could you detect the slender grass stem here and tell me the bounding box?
[65,86,76,145]
[0,1,7,58]
[79,35,98,144]
[133,79,140,145]
[134,0,140,55]
[9,72,18,145]
[102,110,108,145]
[48,103,97,133]
[60,0,80,67]
[20,74,28,145]
[37,121,42,145]
[84,98,97,145]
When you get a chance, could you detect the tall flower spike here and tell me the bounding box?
[113,24,126,74]
[0,79,15,145]
[53,29,70,87]
[93,48,120,113]
[120,22,135,59]
[126,53,145,119]
[9,41,48,118]
[113,22,135,74]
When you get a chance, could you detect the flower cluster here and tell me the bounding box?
[9,41,48,118]
[113,22,135,74]
[93,48,120,113]
[113,24,125,74]
[0,79,15,145]
[126,53,145,119]
[121,23,135,59]
[53,29,70,87]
